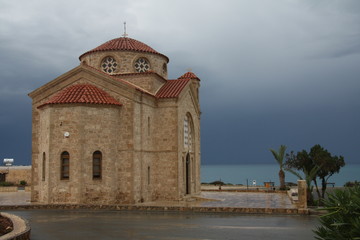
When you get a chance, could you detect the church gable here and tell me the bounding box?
[155,72,201,116]
[29,64,154,107]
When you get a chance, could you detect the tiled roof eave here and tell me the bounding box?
[37,84,123,109]
[38,102,122,109]
[79,49,169,62]
[155,79,190,98]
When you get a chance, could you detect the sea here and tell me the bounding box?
[201,164,360,187]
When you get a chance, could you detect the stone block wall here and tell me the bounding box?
[28,47,201,205]
[80,51,168,79]
[177,83,201,197]
[0,166,31,185]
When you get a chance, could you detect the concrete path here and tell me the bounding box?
[0,191,31,205]
[198,191,295,208]
[0,191,296,209]
[137,191,296,209]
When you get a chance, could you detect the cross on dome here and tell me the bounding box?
[122,21,128,38]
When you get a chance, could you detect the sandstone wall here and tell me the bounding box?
[120,73,167,94]
[80,51,168,79]
[35,104,123,204]
[177,80,201,197]
[29,53,201,205]
[0,166,31,185]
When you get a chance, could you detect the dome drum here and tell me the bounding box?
[82,50,168,78]
[79,37,169,78]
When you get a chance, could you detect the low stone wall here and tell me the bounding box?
[0,167,31,186]
[203,189,286,194]
[0,187,31,193]
[287,188,299,203]
[0,187,18,193]
[0,212,30,240]
[0,204,309,215]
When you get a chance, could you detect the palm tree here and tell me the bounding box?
[285,165,320,205]
[270,145,287,190]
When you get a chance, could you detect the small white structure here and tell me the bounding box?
[3,158,14,166]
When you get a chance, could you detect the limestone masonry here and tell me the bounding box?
[0,166,31,185]
[28,36,201,204]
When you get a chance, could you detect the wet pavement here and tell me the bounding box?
[6,209,318,240]
[1,191,315,239]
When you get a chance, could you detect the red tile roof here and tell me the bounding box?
[178,72,200,81]
[79,37,169,62]
[39,84,122,108]
[156,79,190,98]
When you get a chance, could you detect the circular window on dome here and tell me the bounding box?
[101,57,118,74]
[134,58,150,73]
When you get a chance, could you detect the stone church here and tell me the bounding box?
[28,36,201,204]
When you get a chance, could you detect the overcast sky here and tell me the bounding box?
[1,0,359,166]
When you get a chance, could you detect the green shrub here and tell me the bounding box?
[344,180,360,187]
[0,182,14,186]
[19,180,27,186]
[314,186,360,239]
[209,180,224,185]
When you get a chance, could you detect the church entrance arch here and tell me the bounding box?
[185,153,191,194]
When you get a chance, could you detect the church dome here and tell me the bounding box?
[79,37,169,62]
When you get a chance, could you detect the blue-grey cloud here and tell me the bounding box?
[0,0,359,166]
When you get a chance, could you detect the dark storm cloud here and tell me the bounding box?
[0,0,359,165]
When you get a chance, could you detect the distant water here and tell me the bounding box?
[201,164,360,187]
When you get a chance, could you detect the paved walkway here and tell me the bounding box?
[199,191,294,208]
[0,191,31,205]
[0,190,296,209]
[139,191,296,209]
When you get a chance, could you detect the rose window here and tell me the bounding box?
[134,58,150,73]
[101,57,117,74]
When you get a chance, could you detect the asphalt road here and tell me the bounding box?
[6,209,319,240]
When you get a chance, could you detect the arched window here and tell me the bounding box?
[184,114,194,150]
[42,152,46,181]
[93,151,102,179]
[60,151,70,180]
[184,116,189,147]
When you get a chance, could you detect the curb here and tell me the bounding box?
[0,212,30,240]
[0,204,309,215]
